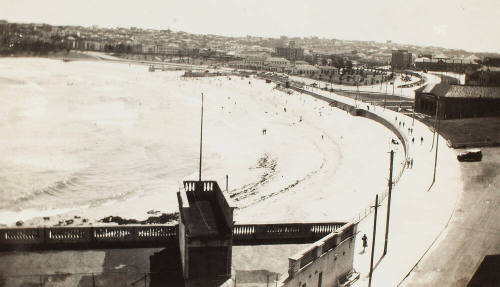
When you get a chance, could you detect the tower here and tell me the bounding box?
[177,180,234,282]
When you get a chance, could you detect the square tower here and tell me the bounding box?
[177,180,234,281]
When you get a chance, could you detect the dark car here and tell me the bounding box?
[457,149,482,162]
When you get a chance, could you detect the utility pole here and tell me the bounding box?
[412,101,416,127]
[356,81,359,108]
[392,79,395,97]
[384,76,388,111]
[432,112,440,185]
[383,150,394,256]
[430,95,439,151]
[368,194,379,287]
[226,174,229,192]
[199,92,204,181]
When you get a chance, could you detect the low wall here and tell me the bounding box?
[280,223,357,287]
[289,84,409,159]
[288,85,409,224]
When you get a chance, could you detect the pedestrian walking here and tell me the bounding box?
[421,136,424,143]
[362,234,368,253]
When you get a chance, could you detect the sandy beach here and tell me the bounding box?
[0,57,399,228]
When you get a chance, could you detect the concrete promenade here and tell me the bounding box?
[296,83,464,286]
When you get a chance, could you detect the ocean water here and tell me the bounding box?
[0,58,330,225]
[0,58,398,226]
[0,59,209,224]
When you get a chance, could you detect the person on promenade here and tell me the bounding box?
[362,234,368,253]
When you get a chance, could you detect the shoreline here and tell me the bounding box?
[0,57,423,231]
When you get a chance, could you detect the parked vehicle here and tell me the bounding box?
[457,149,482,162]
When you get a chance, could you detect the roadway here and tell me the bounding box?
[404,147,500,286]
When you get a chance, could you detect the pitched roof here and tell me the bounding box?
[417,83,500,99]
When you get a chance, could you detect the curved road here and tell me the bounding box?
[405,147,500,286]
[299,71,499,286]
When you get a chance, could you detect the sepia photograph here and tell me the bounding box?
[0,0,499,286]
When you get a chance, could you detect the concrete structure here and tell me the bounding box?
[414,83,500,119]
[280,223,357,287]
[391,50,412,70]
[177,180,234,281]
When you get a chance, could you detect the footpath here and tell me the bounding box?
[296,83,464,286]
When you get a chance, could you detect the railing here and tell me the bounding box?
[0,222,346,251]
[183,180,217,192]
[232,222,346,245]
[0,225,178,251]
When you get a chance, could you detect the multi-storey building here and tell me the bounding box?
[391,49,412,70]
[276,41,304,62]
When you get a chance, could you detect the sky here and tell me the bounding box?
[1,0,499,53]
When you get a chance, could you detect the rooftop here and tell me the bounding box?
[416,83,500,99]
